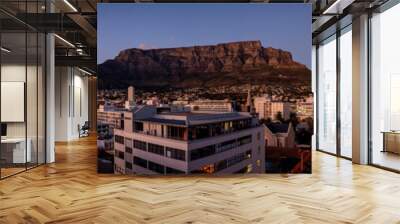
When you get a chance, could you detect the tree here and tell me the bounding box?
[275,112,284,123]
[288,112,299,128]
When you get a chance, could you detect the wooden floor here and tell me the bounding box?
[0,136,400,224]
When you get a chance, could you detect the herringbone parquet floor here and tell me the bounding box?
[0,136,400,224]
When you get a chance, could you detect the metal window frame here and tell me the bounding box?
[315,21,353,161]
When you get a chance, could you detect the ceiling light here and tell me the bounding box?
[54,34,75,48]
[63,0,78,12]
[1,47,11,53]
[323,0,341,14]
[322,0,354,15]
[78,67,92,76]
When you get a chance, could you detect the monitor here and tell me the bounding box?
[1,123,7,137]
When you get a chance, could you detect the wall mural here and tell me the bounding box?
[97,3,313,175]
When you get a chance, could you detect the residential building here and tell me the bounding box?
[296,96,313,120]
[114,110,265,174]
[264,123,296,148]
[189,100,234,112]
[254,96,293,121]
[125,86,136,110]
[97,105,125,132]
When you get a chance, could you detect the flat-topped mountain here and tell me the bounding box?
[98,40,310,90]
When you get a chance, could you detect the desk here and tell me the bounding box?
[382,131,400,154]
[1,138,31,164]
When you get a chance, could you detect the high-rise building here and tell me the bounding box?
[254,96,292,121]
[113,110,265,174]
[296,96,314,120]
[125,86,136,109]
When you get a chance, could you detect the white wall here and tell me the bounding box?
[1,63,46,164]
[55,66,89,141]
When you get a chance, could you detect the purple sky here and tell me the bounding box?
[98,4,311,68]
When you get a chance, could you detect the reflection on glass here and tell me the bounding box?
[0,1,46,178]
[371,3,400,171]
[340,28,352,158]
[1,32,27,177]
[27,31,38,169]
[317,36,337,154]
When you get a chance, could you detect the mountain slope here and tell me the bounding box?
[98,40,310,90]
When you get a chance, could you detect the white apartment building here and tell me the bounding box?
[296,96,314,120]
[113,110,265,175]
[97,105,125,132]
[97,105,156,132]
[254,96,292,121]
[264,123,296,149]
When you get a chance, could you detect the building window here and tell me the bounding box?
[133,140,147,151]
[190,145,216,161]
[125,161,133,170]
[166,167,185,174]
[134,121,144,132]
[167,126,186,140]
[125,146,133,154]
[191,150,252,174]
[115,135,125,144]
[148,161,165,174]
[148,143,165,156]
[117,151,124,160]
[166,147,186,161]
[133,156,147,168]
[216,139,237,153]
[317,35,337,154]
[190,136,250,161]
[235,164,252,173]
[238,135,252,146]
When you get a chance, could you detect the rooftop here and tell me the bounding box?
[266,123,290,134]
[137,111,252,126]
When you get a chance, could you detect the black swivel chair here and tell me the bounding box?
[79,121,90,138]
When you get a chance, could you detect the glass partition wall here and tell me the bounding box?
[370,3,400,171]
[316,25,353,159]
[0,3,46,179]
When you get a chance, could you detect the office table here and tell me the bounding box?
[1,138,31,164]
[382,131,400,154]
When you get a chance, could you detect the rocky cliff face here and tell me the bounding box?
[98,40,310,89]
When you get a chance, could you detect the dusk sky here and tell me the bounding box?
[98,4,311,68]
